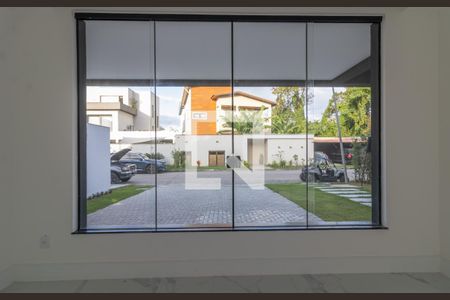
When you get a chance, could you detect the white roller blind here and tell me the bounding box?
[233,22,307,81]
[84,20,371,83]
[86,21,153,80]
[155,21,231,80]
[308,23,371,80]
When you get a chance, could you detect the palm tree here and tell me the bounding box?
[221,108,266,134]
[271,114,303,134]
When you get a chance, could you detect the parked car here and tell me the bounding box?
[300,151,346,183]
[110,148,137,184]
[120,152,166,174]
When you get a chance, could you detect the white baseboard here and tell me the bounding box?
[441,257,450,278]
[0,266,14,291]
[8,255,440,283]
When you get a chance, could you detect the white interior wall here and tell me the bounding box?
[0,9,14,289]
[0,7,446,283]
[0,103,13,290]
[438,8,450,277]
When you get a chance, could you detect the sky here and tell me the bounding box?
[126,86,346,132]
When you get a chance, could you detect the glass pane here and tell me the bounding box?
[155,21,231,81]
[233,22,306,81]
[306,23,373,226]
[155,22,232,229]
[85,21,153,80]
[84,21,156,230]
[81,18,379,231]
[233,23,309,228]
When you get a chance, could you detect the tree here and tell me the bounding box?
[243,86,371,137]
[270,87,307,134]
[271,114,303,134]
[221,108,266,134]
[317,88,371,137]
[171,150,186,168]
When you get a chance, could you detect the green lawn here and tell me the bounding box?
[87,185,153,214]
[166,165,185,172]
[265,183,371,221]
[334,163,354,169]
[195,166,228,171]
[359,184,372,193]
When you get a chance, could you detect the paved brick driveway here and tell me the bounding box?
[87,185,323,229]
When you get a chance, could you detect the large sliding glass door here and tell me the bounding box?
[232,22,309,228]
[78,14,381,232]
[83,20,156,230]
[306,22,378,226]
[154,21,233,229]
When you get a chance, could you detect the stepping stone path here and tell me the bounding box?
[317,184,372,207]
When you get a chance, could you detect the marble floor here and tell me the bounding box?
[2,273,450,293]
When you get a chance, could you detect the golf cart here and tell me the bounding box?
[300,152,346,183]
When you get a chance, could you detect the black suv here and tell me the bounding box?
[110,148,137,184]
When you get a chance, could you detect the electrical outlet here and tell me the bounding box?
[39,234,50,249]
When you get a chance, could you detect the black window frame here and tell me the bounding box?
[75,13,384,234]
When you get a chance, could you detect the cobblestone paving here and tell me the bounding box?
[87,185,323,228]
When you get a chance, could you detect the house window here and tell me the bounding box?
[77,14,382,232]
[192,112,208,120]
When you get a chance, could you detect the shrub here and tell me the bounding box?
[172,150,186,168]
[352,138,371,185]
[242,160,250,169]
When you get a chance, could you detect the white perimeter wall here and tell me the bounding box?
[173,134,311,166]
[110,143,175,164]
[0,7,447,283]
[267,137,313,165]
[175,135,233,166]
[111,134,312,166]
[86,124,110,198]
